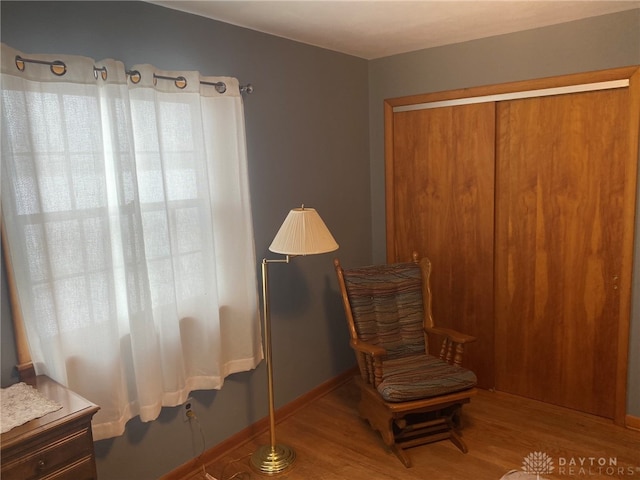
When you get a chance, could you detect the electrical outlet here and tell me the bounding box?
[182,397,194,422]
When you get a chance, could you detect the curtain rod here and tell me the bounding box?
[14,55,254,94]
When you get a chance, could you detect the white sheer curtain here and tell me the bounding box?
[0,44,262,440]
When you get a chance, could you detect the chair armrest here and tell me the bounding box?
[425,326,476,366]
[425,326,476,344]
[350,339,386,357]
[350,339,386,387]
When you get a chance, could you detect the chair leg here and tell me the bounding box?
[358,385,415,466]
[391,444,412,468]
[358,391,396,446]
[451,405,464,431]
[449,428,469,453]
[445,409,468,453]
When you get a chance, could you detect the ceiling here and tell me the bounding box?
[150,1,640,59]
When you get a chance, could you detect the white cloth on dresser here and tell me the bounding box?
[0,382,61,433]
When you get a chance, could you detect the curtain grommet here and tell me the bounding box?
[94,66,108,81]
[15,55,25,72]
[127,70,141,84]
[50,61,67,76]
[174,76,187,89]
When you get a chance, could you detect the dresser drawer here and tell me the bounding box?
[2,427,94,480]
[40,455,97,480]
[1,376,99,480]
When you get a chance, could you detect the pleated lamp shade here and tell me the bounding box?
[269,206,339,255]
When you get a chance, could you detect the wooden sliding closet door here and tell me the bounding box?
[494,86,638,419]
[388,103,496,388]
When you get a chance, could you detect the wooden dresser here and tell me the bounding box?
[1,375,100,480]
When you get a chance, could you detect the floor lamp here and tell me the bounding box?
[250,206,339,475]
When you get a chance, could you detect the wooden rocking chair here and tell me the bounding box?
[334,252,477,467]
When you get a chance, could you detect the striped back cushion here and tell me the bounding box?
[342,262,426,358]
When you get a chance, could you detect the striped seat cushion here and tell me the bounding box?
[378,354,477,402]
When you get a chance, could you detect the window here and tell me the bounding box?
[1,44,262,440]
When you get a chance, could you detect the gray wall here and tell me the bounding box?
[368,10,640,416]
[0,2,369,478]
[2,2,639,479]
[1,245,18,386]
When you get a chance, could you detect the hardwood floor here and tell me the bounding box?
[180,378,640,480]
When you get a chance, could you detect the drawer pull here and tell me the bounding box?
[37,459,46,470]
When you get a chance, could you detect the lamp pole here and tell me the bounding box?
[250,256,296,475]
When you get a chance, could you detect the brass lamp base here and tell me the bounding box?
[250,444,296,475]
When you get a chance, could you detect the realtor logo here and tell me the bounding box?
[522,451,555,479]
[507,452,640,478]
